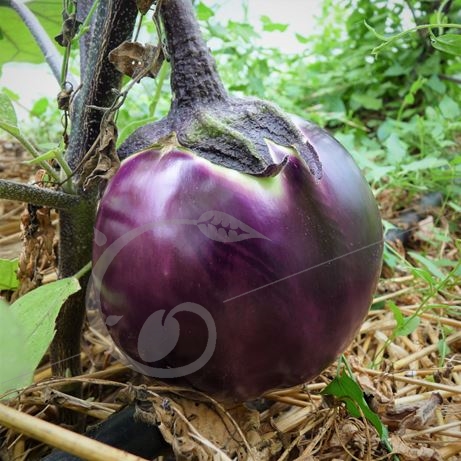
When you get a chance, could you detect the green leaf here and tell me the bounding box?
[0,259,19,290]
[0,93,20,138]
[431,33,461,56]
[439,95,460,119]
[0,92,18,130]
[388,301,404,326]
[426,75,446,94]
[389,302,421,337]
[384,63,407,77]
[0,277,80,397]
[1,87,20,102]
[396,316,421,337]
[295,33,309,44]
[196,2,214,21]
[260,15,288,33]
[322,373,390,442]
[402,157,448,172]
[0,1,62,72]
[385,133,407,163]
[26,143,63,164]
[409,251,445,279]
[117,117,156,147]
[31,97,49,117]
[0,300,31,398]
[437,338,450,364]
[351,93,382,111]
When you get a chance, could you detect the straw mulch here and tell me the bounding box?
[1,139,460,461]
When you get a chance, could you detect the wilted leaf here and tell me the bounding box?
[390,435,443,460]
[82,121,120,190]
[54,13,81,47]
[136,0,155,15]
[109,42,164,79]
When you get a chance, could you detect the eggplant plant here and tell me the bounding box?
[0,0,139,418]
[93,0,383,400]
[1,0,382,404]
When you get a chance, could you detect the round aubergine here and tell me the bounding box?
[92,117,383,401]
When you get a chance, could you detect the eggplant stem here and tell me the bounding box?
[159,0,228,109]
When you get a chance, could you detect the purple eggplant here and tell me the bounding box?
[92,0,383,401]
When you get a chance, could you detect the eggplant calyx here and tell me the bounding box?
[168,97,322,178]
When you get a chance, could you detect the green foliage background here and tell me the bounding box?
[1,0,460,201]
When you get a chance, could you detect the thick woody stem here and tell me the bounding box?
[159,0,228,110]
[49,0,138,412]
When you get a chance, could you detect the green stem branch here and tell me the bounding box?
[369,22,461,54]
[0,126,60,181]
[0,180,80,209]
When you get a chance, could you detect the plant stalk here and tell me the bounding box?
[0,180,80,209]
[159,0,227,110]
[49,0,138,395]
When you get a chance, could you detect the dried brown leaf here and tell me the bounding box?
[109,42,164,79]
[134,392,279,460]
[390,435,443,461]
[398,393,443,433]
[82,122,120,191]
[136,0,155,14]
[12,170,57,299]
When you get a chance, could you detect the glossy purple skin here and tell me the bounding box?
[93,118,383,401]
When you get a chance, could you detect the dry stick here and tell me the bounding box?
[0,232,21,245]
[396,390,457,405]
[372,286,414,305]
[399,365,461,377]
[266,395,310,407]
[0,403,149,461]
[439,443,461,459]
[399,307,461,329]
[0,204,24,220]
[394,331,461,369]
[401,421,461,440]
[353,366,461,395]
